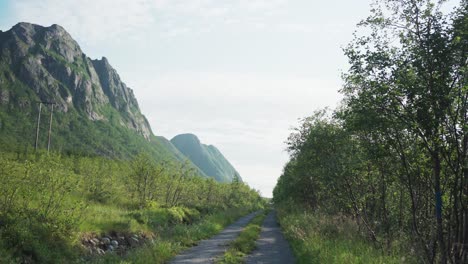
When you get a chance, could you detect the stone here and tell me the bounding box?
[107,245,115,251]
[102,237,111,245]
[111,240,119,247]
[96,248,105,255]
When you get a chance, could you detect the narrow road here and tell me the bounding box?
[246,211,295,264]
[169,211,259,264]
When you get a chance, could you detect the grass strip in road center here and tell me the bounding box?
[216,210,270,264]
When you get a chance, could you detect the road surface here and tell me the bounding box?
[169,211,259,263]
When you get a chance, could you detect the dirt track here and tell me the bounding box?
[169,210,295,264]
[169,211,259,263]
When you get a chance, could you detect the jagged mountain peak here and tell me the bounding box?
[9,22,81,63]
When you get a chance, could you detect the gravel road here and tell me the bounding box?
[169,211,259,264]
[245,211,296,264]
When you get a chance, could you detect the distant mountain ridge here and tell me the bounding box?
[0,22,240,183]
[171,133,241,183]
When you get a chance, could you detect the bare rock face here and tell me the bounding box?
[0,22,152,139]
[92,57,152,139]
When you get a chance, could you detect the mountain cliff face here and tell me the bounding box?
[171,134,241,183]
[0,22,151,139]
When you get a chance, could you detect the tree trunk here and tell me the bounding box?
[433,151,447,263]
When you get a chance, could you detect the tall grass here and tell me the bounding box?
[276,207,414,264]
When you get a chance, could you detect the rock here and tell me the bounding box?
[91,238,100,245]
[111,240,119,247]
[102,237,111,245]
[107,245,115,251]
[96,248,105,255]
[89,239,97,246]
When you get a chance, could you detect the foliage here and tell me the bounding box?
[0,152,84,263]
[273,1,467,263]
[276,205,408,264]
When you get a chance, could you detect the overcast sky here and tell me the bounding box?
[0,0,380,197]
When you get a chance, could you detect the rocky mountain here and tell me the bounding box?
[171,133,241,183]
[0,22,151,138]
[0,22,179,164]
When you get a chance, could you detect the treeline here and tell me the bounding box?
[273,1,467,263]
[0,151,263,262]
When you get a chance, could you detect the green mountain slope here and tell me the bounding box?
[0,22,185,163]
[170,133,241,182]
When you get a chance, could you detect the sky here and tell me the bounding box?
[1,0,379,197]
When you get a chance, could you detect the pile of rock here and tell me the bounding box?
[82,233,153,256]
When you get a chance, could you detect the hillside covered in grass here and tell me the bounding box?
[171,133,241,183]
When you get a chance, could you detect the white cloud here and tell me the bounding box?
[12,0,162,44]
[10,0,299,42]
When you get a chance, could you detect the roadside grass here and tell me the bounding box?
[276,208,414,264]
[216,210,269,264]
[79,204,202,234]
[93,208,252,263]
[79,204,147,234]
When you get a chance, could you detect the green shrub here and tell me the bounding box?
[276,206,410,264]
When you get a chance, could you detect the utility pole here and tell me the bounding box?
[34,102,42,151]
[47,104,54,153]
[34,101,56,152]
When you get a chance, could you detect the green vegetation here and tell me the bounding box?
[171,133,241,182]
[273,0,467,263]
[276,206,404,264]
[216,210,269,264]
[0,101,183,163]
[0,151,264,263]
